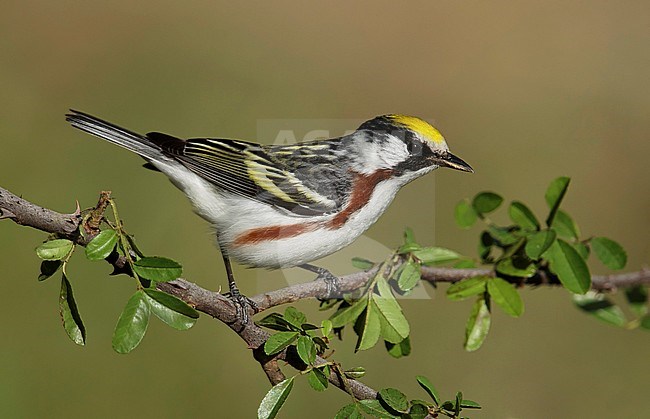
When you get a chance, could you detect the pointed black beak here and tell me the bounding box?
[438,152,474,173]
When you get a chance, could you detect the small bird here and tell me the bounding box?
[66,111,473,317]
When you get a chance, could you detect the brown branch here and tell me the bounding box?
[0,185,376,400]
[2,184,648,403]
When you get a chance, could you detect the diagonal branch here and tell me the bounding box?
[2,184,649,401]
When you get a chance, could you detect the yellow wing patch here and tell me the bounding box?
[388,115,446,145]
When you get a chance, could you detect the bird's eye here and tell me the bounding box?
[408,139,423,156]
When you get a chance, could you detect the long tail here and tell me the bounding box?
[65,110,164,161]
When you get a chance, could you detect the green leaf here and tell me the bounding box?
[385,336,411,358]
[397,260,421,291]
[351,257,374,270]
[495,257,537,278]
[36,239,73,261]
[38,260,62,281]
[460,399,482,409]
[454,392,462,416]
[487,226,519,245]
[264,331,299,356]
[343,367,366,379]
[412,247,460,265]
[320,319,333,337]
[133,257,182,282]
[487,278,524,317]
[408,402,429,419]
[545,239,591,294]
[296,335,316,365]
[112,290,150,354]
[59,273,85,346]
[330,299,368,328]
[358,399,400,418]
[378,388,409,414]
[373,277,410,343]
[257,313,296,332]
[355,305,381,351]
[552,210,580,240]
[446,277,488,301]
[335,403,363,419]
[416,375,441,406]
[591,237,627,270]
[143,293,196,331]
[143,289,199,318]
[398,226,421,253]
[478,231,494,262]
[572,242,590,260]
[306,368,328,392]
[257,377,294,419]
[525,230,556,259]
[574,292,627,327]
[624,286,648,317]
[283,307,307,329]
[509,201,539,230]
[472,192,503,215]
[455,199,478,228]
[453,259,476,269]
[545,176,570,227]
[84,229,118,260]
[464,296,491,352]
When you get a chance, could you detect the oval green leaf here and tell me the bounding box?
[378,388,409,414]
[487,277,524,317]
[545,239,591,294]
[143,292,196,331]
[359,399,398,417]
[351,257,374,270]
[264,331,299,356]
[385,336,411,359]
[112,290,150,354]
[412,247,460,265]
[355,305,381,352]
[343,367,366,379]
[509,201,539,230]
[85,229,118,260]
[545,176,570,226]
[416,375,441,406]
[373,277,410,343]
[551,209,580,240]
[472,192,503,215]
[455,199,478,228]
[591,237,627,270]
[573,292,627,327]
[296,335,316,365]
[495,257,537,278]
[335,403,363,419]
[283,306,307,329]
[329,299,367,328]
[446,276,488,301]
[36,239,73,261]
[306,368,328,392]
[143,288,199,319]
[133,257,182,282]
[397,260,421,291]
[525,230,556,259]
[257,376,294,419]
[59,273,86,345]
[464,296,491,352]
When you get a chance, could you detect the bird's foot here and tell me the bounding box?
[223,287,258,325]
[300,264,341,299]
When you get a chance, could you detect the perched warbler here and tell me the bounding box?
[66,111,473,317]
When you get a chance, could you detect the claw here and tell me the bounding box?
[300,264,341,299]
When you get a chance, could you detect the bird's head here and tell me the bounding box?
[352,114,473,177]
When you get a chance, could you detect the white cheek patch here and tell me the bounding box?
[354,135,409,174]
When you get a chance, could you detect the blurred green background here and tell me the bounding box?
[1,1,649,418]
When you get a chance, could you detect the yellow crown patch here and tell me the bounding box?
[387,115,445,145]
